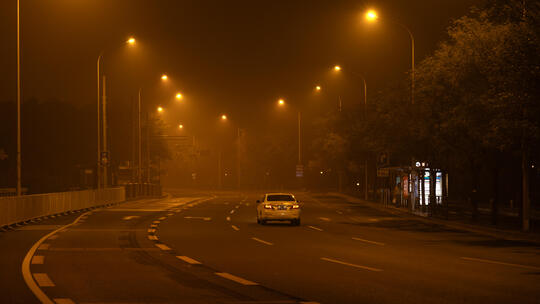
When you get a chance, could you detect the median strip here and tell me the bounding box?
[215,272,258,286]
[321,257,382,272]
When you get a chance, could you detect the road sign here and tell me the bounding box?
[295,165,304,178]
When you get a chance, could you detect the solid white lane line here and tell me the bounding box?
[148,235,158,241]
[321,257,383,272]
[158,217,167,220]
[461,257,540,271]
[155,244,171,251]
[231,225,240,231]
[53,298,75,304]
[230,210,235,214]
[31,256,44,265]
[308,226,323,232]
[319,217,331,221]
[33,273,55,287]
[147,228,156,233]
[251,237,273,246]
[226,216,231,221]
[38,244,50,250]
[176,256,202,265]
[215,272,258,286]
[352,237,385,246]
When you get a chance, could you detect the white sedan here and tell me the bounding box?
[256,193,301,225]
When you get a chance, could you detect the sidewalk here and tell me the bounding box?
[329,192,540,245]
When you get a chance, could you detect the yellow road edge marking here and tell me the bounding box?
[176,256,202,264]
[251,237,273,246]
[31,256,44,265]
[352,237,385,246]
[23,210,91,304]
[33,273,55,287]
[461,257,540,271]
[231,225,240,231]
[321,257,383,272]
[215,272,258,285]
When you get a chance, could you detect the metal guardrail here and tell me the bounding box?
[0,187,125,227]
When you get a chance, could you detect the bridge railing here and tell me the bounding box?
[0,187,125,227]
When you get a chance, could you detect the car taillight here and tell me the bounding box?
[264,204,273,209]
[292,205,300,209]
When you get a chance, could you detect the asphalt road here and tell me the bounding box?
[1,190,539,303]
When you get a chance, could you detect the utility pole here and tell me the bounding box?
[236,128,241,190]
[16,0,22,196]
[218,149,222,189]
[102,75,108,188]
[138,88,142,185]
[146,112,151,183]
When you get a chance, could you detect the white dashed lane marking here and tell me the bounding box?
[226,217,231,221]
[155,244,171,251]
[231,225,240,231]
[215,272,258,286]
[352,237,385,246]
[31,256,44,265]
[461,257,540,271]
[176,256,202,265]
[308,226,323,232]
[251,237,273,246]
[38,244,50,250]
[321,257,382,272]
[147,228,156,233]
[319,217,331,221]
[230,210,235,214]
[48,235,58,240]
[158,216,167,220]
[53,298,75,304]
[148,235,158,241]
[33,273,55,287]
[152,220,161,224]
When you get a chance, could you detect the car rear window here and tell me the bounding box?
[267,195,295,201]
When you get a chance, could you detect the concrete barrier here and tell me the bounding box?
[0,187,125,227]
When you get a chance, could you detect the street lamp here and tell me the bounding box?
[221,114,227,120]
[315,85,322,92]
[178,124,184,129]
[364,9,414,104]
[277,99,302,172]
[334,65,342,71]
[161,74,168,81]
[157,106,164,113]
[175,93,183,100]
[332,65,368,200]
[97,36,136,189]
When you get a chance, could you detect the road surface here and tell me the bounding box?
[1,190,539,303]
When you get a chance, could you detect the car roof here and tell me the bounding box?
[265,193,295,196]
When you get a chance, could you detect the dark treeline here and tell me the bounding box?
[308,0,540,208]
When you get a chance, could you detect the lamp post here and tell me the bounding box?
[219,114,244,190]
[97,37,136,189]
[365,10,415,104]
[333,65,368,200]
[277,99,302,176]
